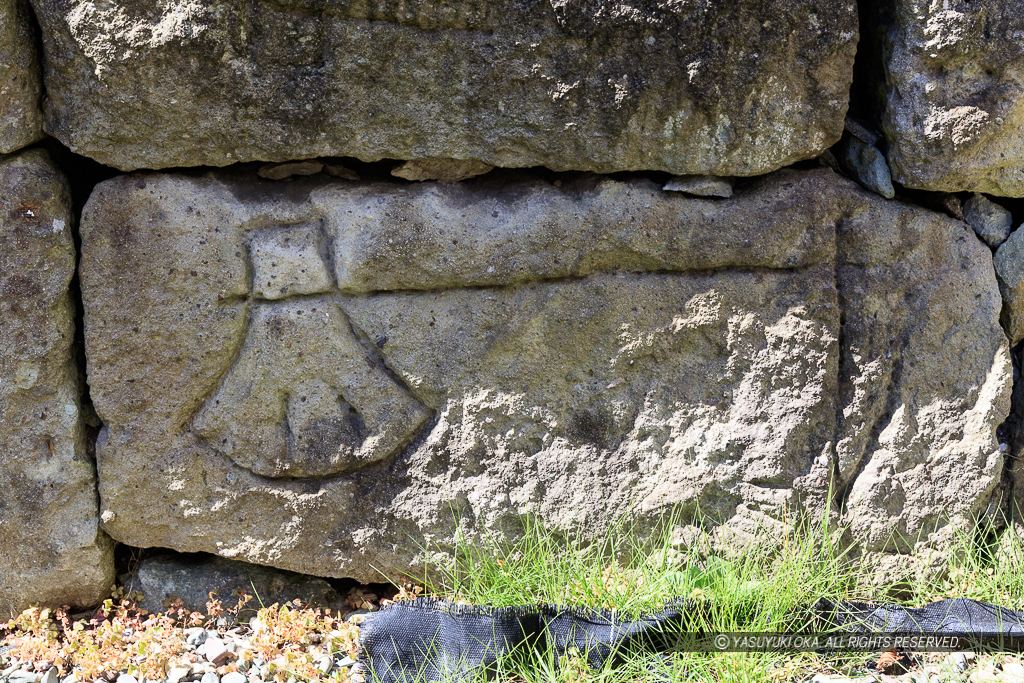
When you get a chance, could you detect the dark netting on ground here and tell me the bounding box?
[819,597,1024,635]
[359,597,1024,683]
[357,601,541,683]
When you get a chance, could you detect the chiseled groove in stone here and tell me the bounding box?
[319,176,837,293]
[189,169,840,294]
[827,240,846,514]
[238,265,816,300]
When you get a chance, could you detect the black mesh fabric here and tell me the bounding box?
[817,597,1024,636]
[540,603,687,669]
[360,600,540,683]
[360,598,1024,683]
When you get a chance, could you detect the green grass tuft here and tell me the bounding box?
[386,506,1024,683]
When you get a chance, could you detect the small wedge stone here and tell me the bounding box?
[964,193,1013,247]
[391,159,493,182]
[844,117,882,146]
[0,0,43,152]
[663,174,734,198]
[994,228,1024,343]
[257,161,323,181]
[839,134,895,199]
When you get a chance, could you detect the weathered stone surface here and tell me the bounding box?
[964,194,1013,248]
[29,0,857,173]
[0,149,114,614]
[835,191,1010,554]
[874,0,1024,195]
[125,553,343,615]
[0,0,43,153]
[994,228,1024,345]
[79,168,1008,581]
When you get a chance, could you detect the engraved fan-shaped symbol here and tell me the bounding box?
[191,222,431,479]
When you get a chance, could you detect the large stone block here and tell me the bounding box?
[28,0,856,173]
[874,0,1024,196]
[0,0,43,153]
[0,149,114,614]
[836,192,1011,554]
[79,168,1009,582]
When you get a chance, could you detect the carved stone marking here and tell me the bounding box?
[79,169,1009,582]
[249,223,335,300]
[193,223,430,479]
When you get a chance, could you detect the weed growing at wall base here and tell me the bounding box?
[380,508,1024,683]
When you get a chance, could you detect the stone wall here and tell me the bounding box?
[2,0,1024,613]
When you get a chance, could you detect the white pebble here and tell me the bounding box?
[199,638,227,663]
[9,671,41,683]
[167,666,192,683]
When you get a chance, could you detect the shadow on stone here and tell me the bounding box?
[123,552,345,617]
